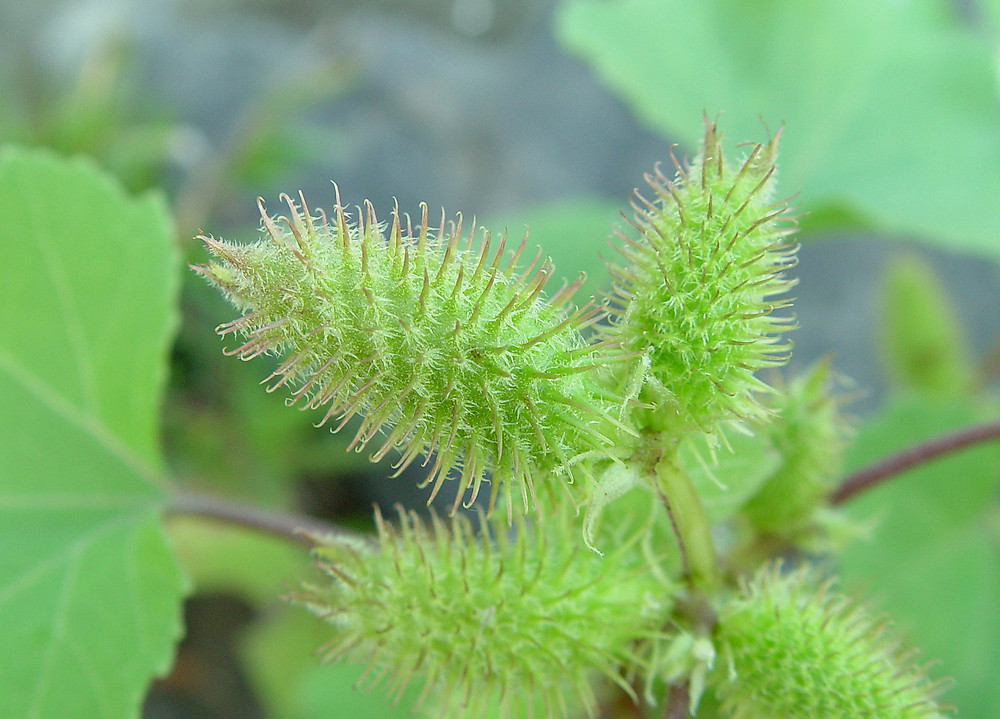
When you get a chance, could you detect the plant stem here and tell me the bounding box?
[165,490,359,548]
[654,449,718,591]
[830,417,1000,505]
[662,682,690,719]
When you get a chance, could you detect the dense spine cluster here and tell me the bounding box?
[715,564,946,719]
[299,506,672,719]
[606,120,798,433]
[195,192,629,514]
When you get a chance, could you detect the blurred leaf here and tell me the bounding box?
[165,516,310,606]
[235,126,314,187]
[297,661,419,719]
[982,0,1000,31]
[0,147,185,718]
[681,426,780,524]
[233,55,355,189]
[557,0,1000,257]
[837,395,1000,718]
[20,34,177,193]
[492,197,622,302]
[173,54,355,235]
[243,605,418,719]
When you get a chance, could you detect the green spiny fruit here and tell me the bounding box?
[606,119,798,435]
[715,564,947,719]
[741,361,851,535]
[297,505,674,719]
[195,191,631,514]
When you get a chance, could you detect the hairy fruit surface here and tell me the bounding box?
[298,506,673,719]
[195,192,629,514]
[715,564,946,719]
[607,119,798,434]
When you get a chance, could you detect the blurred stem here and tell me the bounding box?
[653,447,718,591]
[662,682,690,719]
[165,490,360,548]
[830,417,1000,505]
[595,678,645,719]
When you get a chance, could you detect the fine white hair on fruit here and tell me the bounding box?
[195,188,633,518]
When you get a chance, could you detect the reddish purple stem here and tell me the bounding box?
[830,418,1000,505]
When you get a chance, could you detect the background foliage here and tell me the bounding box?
[0,0,998,717]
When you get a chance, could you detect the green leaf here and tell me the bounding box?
[837,396,1000,718]
[982,0,1000,33]
[680,426,780,524]
[242,605,418,719]
[556,0,1000,257]
[0,147,185,719]
[166,516,310,606]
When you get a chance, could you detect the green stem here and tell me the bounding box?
[653,449,718,591]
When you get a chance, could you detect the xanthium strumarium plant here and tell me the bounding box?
[197,120,947,718]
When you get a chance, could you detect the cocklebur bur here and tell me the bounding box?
[195,190,632,517]
[740,360,852,537]
[295,502,674,719]
[714,563,947,719]
[604,119,798,437]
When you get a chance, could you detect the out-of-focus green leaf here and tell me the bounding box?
[983,0,1000,31]
[557,0,1000,257]
[243,605,418,719]
[0,147,185,719]
[493,198,622,302]
[681,426,780,524]
[837,396,1000,718]
[165,516,310,606]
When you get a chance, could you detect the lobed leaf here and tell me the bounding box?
[0,147,185,719]
[557,0,1000,257]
